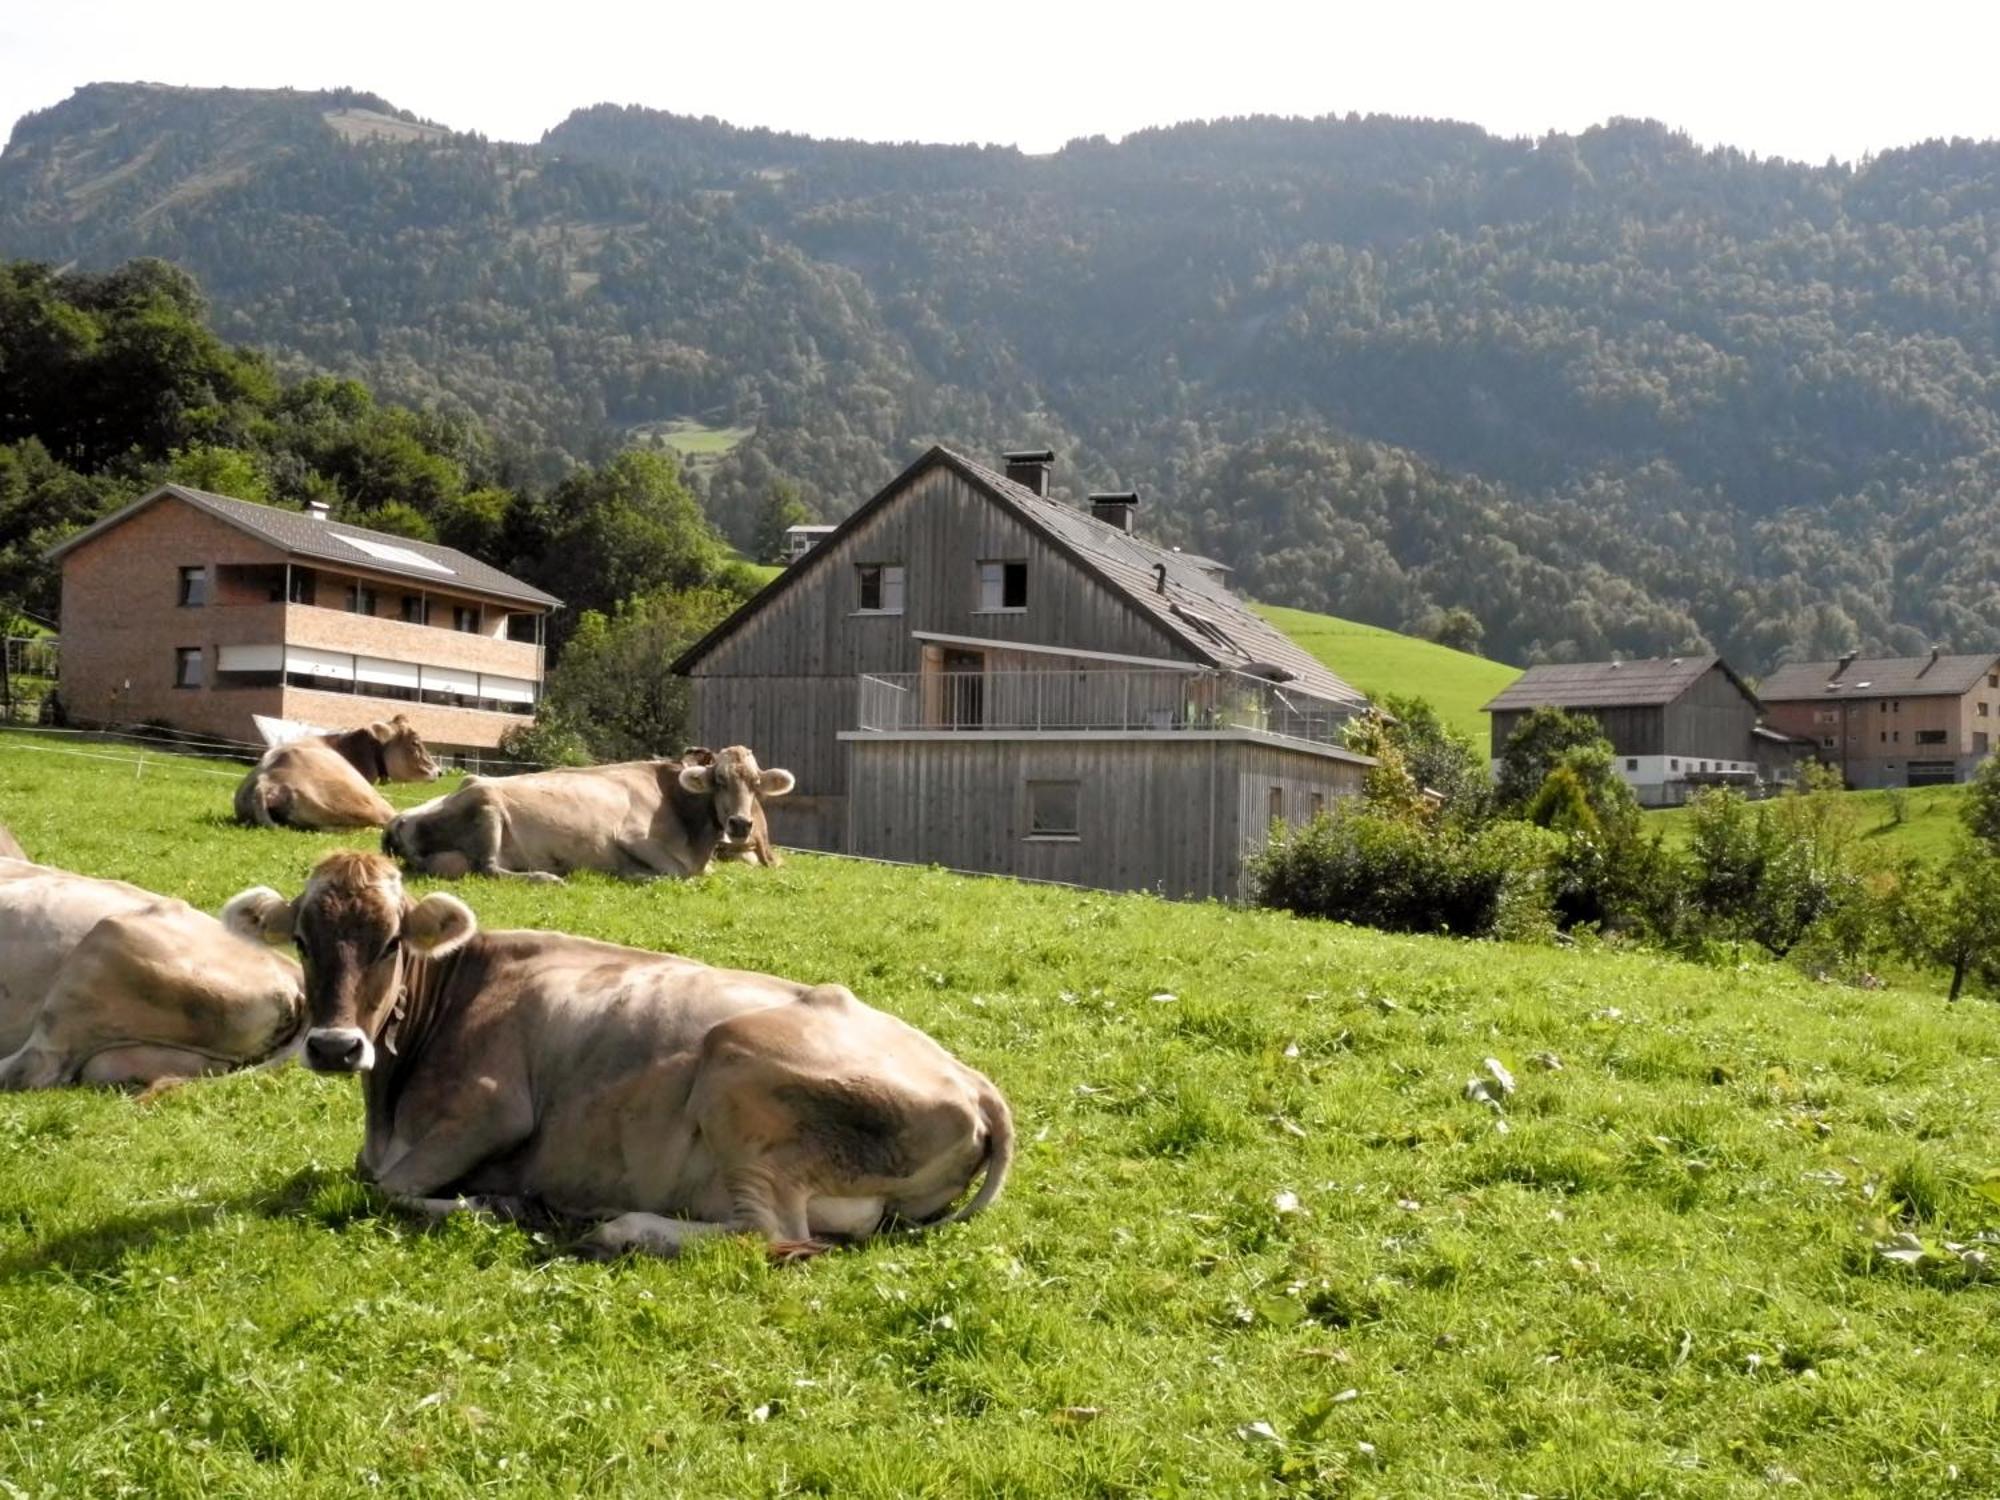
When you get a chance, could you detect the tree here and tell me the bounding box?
[749,479,810,564]
[1889,841,2000,1001]
[1427,607,1485,656]
[1496,707,1614,813]
[1963,754,2000,849]
[1377,694,1490,821]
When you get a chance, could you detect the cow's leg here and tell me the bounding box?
[78,1044,233,1090]
[578,1212,734,1259]
[613,839,698,881]
[365,1093,535,1199]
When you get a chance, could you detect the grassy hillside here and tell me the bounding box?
[1650,783,1974,865]
[4,732,2000,1495]
[1258,603,1519,747]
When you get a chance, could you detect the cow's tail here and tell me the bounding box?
[942,1077,1015,1225]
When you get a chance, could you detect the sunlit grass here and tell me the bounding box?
[2,736,1998,1495]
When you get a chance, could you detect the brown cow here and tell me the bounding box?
[381,746,793,882]
[0,856,304,1089]
[228,851,1011,1258]
[234,716,440,830]
[682,747,780,867]
[0,822,24,862]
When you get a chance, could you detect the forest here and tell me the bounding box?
[7,83,2000,668]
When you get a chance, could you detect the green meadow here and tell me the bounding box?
[1256,604,1518,748]
[2,733,1999,1496]
[1649,782,1974,866]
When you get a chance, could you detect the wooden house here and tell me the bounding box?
[48,484,559,753]
[1482,656,1765,806]
[674,446,1373,898]
[1760,650,2000,788]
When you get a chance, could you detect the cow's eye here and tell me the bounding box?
[377,935,402,963]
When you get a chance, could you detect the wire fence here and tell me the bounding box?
[0,720,571,778]
[2,637,59,726]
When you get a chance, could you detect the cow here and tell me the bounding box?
[682,747,780,867]
[234,715,441,831]
[381,745,794,882]
[0,822,23,862]
[0,856,304,1090]
[226,850,1012,1259]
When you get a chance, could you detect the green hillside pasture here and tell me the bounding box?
[632,418,755,473]
[3,733,2000,1495]
[1258,603,1519,748]
[1650,782,1974,866]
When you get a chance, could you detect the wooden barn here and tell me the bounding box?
[674,446,1373,898]
[1482,656,1766,806]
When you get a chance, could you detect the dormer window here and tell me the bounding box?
[978,560,1027,612]
[857,564,905,614]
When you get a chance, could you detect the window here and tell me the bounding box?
[856,564,905,614]
[1026,780,1080,839]
[1669,758,1679,771]
[1893,731,1900,743]
[453,605,481,634]
[1820,737,1836,749]
[506,613,539,644]
[177,566,208,607]
[1268,785,1285,824]
[1981,702,1991,718]
[1989,675,1998,689]
[1813,709,1839,726]
[978,560,1028,611]
[174,647,204,688]
[345,584,377,615]
[1916,729,1948,745]
[400,595,428,625]
[1310,791,1325,818]
[1879,731,1887,745]
[288,570,316,606]
[1625,757,1638,771]
[1978,732,1991,755]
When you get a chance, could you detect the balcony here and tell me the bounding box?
[854,667,1358,750]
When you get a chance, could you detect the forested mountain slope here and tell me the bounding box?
[9,82,2000,668]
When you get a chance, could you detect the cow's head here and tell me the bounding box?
[223,850,475,1074]
[375,715,441,783]
[676,744,794,850]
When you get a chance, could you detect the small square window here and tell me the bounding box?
[1027,780,1079,839]
[174,646,204,688]
[1669,758,1679,771]
[857,564,905,613]
[177,566,208,607]
[1625,758,1638,771]
[1309,791,1325,818]
[979,560,1027,611]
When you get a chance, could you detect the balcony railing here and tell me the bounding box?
[854,668,1357,749]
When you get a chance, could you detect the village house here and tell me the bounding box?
[674,446,1374,899]
[47,483,559,753]
[1482,656,1793,807]
[1760,650,2000,788]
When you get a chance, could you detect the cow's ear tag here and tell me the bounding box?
[405,893,477,957]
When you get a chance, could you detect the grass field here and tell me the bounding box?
[1649,783,1974,865]
[1257,604,1519,748]
[633,418,755,474]
[5,732,2000,1495]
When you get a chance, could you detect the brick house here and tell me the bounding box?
[1760,650,2000,788]
[47,484,560,752]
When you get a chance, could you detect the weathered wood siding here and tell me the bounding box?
[1662,667,1758,759]
[845,736,1365,900]
[688,467,1207,849]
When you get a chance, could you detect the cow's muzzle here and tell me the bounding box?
[304,1027,375,1074]
[725,815,754,843]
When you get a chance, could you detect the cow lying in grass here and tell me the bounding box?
[234,715,440,830]
[0,851,304,1090]
[381,745,794,882]
[227,850,1012,1259]
[0,822,23,862]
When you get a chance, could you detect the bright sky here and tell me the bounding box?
[5,0,1999,162]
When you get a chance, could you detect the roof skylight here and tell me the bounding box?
[335,533,455,576]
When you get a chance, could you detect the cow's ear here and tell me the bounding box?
[405,892,477,957]
[222,887,295,945]
[677,762,715,794]
[369,721,396,742]
[681,745,716,765]
[755,767,797,798]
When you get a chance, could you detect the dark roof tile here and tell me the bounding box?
[1483,656,1751,711]
[1759,653,1999,701]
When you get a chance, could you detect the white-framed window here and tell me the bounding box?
[978,560,1028,612]
[174,646,205,688]
[1026,780,1080,840]
[856,563,905,614]
[177,566,208,607]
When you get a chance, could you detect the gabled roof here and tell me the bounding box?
[1482,655,1758,712]
[46,484,561,609]
[672,445,1366,708]
[1759,653,2000,701]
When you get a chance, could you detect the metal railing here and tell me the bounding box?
[854,667,1356,748]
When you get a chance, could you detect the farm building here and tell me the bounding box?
[1760,650,2000,788]
[1482,656,1770,806]
[675,446,1373,899]
[47,484,560,753]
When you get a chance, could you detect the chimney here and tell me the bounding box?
[305,500,332,521]
[1002,448,1054,498]
[1089,490,1141,534]
[1918,645,1941,678]
[1832,650,1857,679]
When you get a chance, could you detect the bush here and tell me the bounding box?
[1682,778,1874,961]
[1251,803,1557,939]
